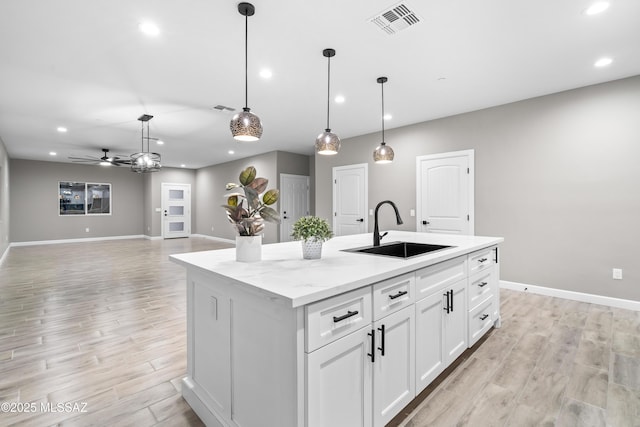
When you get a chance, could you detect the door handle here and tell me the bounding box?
[422,220,429,225]
[356,218,364,222]
[164,210,167,217]
[283,216,288,219]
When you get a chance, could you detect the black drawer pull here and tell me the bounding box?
[333,310,359,323]
[389,290,408,300]
[480,314,489,321]
[478,282,488,288]
[368,329,375,363]
[478,258,488,263]
[378,324,385,356]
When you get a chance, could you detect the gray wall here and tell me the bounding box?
[10,160,145,242]
[0,137,9,257]
[195,151,279,243]
[316,75,640,301]
[194,151,312,244]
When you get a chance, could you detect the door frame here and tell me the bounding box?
[332,163,368,236]
[279,174,310,242]
[416,150,474,235]
[161,182,191,239]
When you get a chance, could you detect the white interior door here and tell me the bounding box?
[416,150,474,235]
[279,174,309,242]
[333,164,368,236]
[162,183,191,239]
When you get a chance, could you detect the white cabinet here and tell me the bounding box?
[373,305,415,427]
[306,326,373,427]
[443,279,468,365]
[415,288,445,391]
[467,246,499,346]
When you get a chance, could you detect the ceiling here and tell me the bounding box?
[1,0,639,169]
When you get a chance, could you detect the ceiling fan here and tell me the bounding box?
[68,148,131,166]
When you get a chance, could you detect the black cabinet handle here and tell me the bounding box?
[480,314,489,321]
[443,292,450,313]
[389,290,408,300]
[478,282,488,288]
[356,218,364,222]
[422,220,430,225]
[378,325,385,356]
[450,289,454,312]
[368,329,375,363]
[333,310,359,323]
[493,247,499,263]
[478,258,488,263]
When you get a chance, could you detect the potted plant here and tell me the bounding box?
[222,166,280,261]
[291,216,333,259]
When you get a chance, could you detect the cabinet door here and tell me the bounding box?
[444,280,467,365]
[415,291,445,393]
[307,327,373,427]
[373,306,415,427]
[192,282,231,417]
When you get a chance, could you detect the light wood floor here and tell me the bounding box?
[1,238,639,426]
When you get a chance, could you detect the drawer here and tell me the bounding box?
[415,256,466,301]
[372,272,415,321]
[305,286,372,353]
[468,267,495,311]
[468,247,496,275]
[468,298,493,347]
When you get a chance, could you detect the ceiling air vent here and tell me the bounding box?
[370,2,421,35]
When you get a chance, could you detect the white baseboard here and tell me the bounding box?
[190,234,235,244]
[0,245,9,266]
[10,235,146,247]
[501,280,640,312]
[144,235,164,241]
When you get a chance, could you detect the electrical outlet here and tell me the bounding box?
[369,209,374,216]
[85,227,90,233]
[613,268,623,280]
[211,226,215,231]
[410,209,415,217]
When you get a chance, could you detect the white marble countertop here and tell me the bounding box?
[170,231,503,308]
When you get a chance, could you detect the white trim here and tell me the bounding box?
[416,149,475,235]
[190,234,235,244]
[144,235,164,241]
[0,245,9,266]
[10,235,145,247]
[501,280,640,312]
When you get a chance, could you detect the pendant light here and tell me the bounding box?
[373,77,394,164]
[230,2,263,142]
[131,114,162,173]
[315,48,340,155]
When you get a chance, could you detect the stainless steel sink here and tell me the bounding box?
[343,241,453,259]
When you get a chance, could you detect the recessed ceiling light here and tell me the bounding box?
[57,127,67,133]
[228,150,235,155]
[584,2,610,15]
[334,95,345,104]
[181,164,186,168]
[259,69,273,79]
[139,21,160,36]
[594,57,613,67]
[156,139,164,145]
[384,114,392,120]
[49,151,57,156]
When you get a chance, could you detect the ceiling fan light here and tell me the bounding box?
[99,160,112,166]
[315,129,341,155]
[373,142,394,164]
[230,108,263,142]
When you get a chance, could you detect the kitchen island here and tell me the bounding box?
[170,231,503,427]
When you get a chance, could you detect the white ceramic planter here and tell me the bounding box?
[301,239,323,260]
[236,235,262,262]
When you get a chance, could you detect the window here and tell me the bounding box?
[59,182,111,215]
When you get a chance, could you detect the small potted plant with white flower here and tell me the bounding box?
[291,216,333,259]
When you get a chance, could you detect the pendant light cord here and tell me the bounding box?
[326,55,331,130]
[381,80,385,144]
[244,14,248,109]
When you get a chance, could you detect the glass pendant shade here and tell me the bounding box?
[373,76,394,164]
[316,48,340,155]
[230,107,263,142]
[315,129,340,155]
[231,3,262,142]
[131,114,162,173]
[373,142,394,164]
